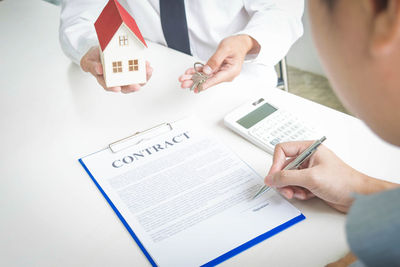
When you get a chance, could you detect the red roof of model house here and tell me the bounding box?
[94,0,147,51]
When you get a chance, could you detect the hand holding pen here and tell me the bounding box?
[253,137,326,199]
[262,137,372,213]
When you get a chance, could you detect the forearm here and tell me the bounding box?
[328,173,398,214]
[355,174,399,195]
[342,169,400,212]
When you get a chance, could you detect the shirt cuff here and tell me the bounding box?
[59,25,99,65]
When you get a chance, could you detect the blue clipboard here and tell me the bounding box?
[79,157,305,266]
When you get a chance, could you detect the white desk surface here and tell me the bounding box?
[1,1,399,266]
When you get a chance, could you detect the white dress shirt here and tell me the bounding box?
[59,0,304,86]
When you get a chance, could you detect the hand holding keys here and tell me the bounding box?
[189,62,209,93]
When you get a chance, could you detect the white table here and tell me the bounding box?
[1,1,399,266]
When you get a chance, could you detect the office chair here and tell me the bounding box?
[276,57,289,92]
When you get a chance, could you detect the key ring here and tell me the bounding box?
[193,62,204,74]
[190,62,209,93]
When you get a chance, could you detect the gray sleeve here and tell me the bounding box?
[346,187,400,267]
[350,260,366,267]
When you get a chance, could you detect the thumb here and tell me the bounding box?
[265,168,314,189]
[94,62,103,75]
[200,70,231,91]
[203,46,228,75]
[88,61,103,76]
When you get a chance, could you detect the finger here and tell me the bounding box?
[304,190,316,200]
[185,68,196,75]
[268,141,316,176]
[80,53,91,73]
[140,68,153,87]
[94,62,103,75]
[283,158,296,170]
[200,68,237,91]
[81,46,101,73]
[292,187,310,200]
[204,45,230,75]
[86,61,103,77]
[265,168,313,189]
[146,68,153,82]
[276,141,319,158]
[95,75,107,89]
[178,74,193,82]
[145,62,153,81]
[277,186,314,200]
[278,187,295,199]
[121,84,141,94]
[107,86,122,92]
[136,64,153,87]
[181,80,194,89]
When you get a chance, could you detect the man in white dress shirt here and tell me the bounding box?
[60,0,304,93]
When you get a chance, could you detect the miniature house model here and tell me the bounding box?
[94,0,147,88]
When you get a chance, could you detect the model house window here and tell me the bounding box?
[128,59,139,71]
[112,61,122,73]
[119,35,128,46]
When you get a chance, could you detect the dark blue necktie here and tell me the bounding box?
[159,0,191,55]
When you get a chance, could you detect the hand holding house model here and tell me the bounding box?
[94,0,148,88]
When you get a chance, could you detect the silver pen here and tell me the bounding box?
[252,136,327,200]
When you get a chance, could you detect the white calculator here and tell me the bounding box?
[224,97,319,154]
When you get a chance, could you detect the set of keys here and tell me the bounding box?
[190,62,209,93]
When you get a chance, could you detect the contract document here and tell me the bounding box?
[79,120,304,267]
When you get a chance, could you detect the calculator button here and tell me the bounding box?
[247,108,318,151]
[270,138,280,146]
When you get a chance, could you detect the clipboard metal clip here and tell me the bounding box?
[108,122,174,153]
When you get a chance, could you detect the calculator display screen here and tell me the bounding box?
[236,103,277,129]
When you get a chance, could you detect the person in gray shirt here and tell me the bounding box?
[347,189,400,267]
[262,0,400,266]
